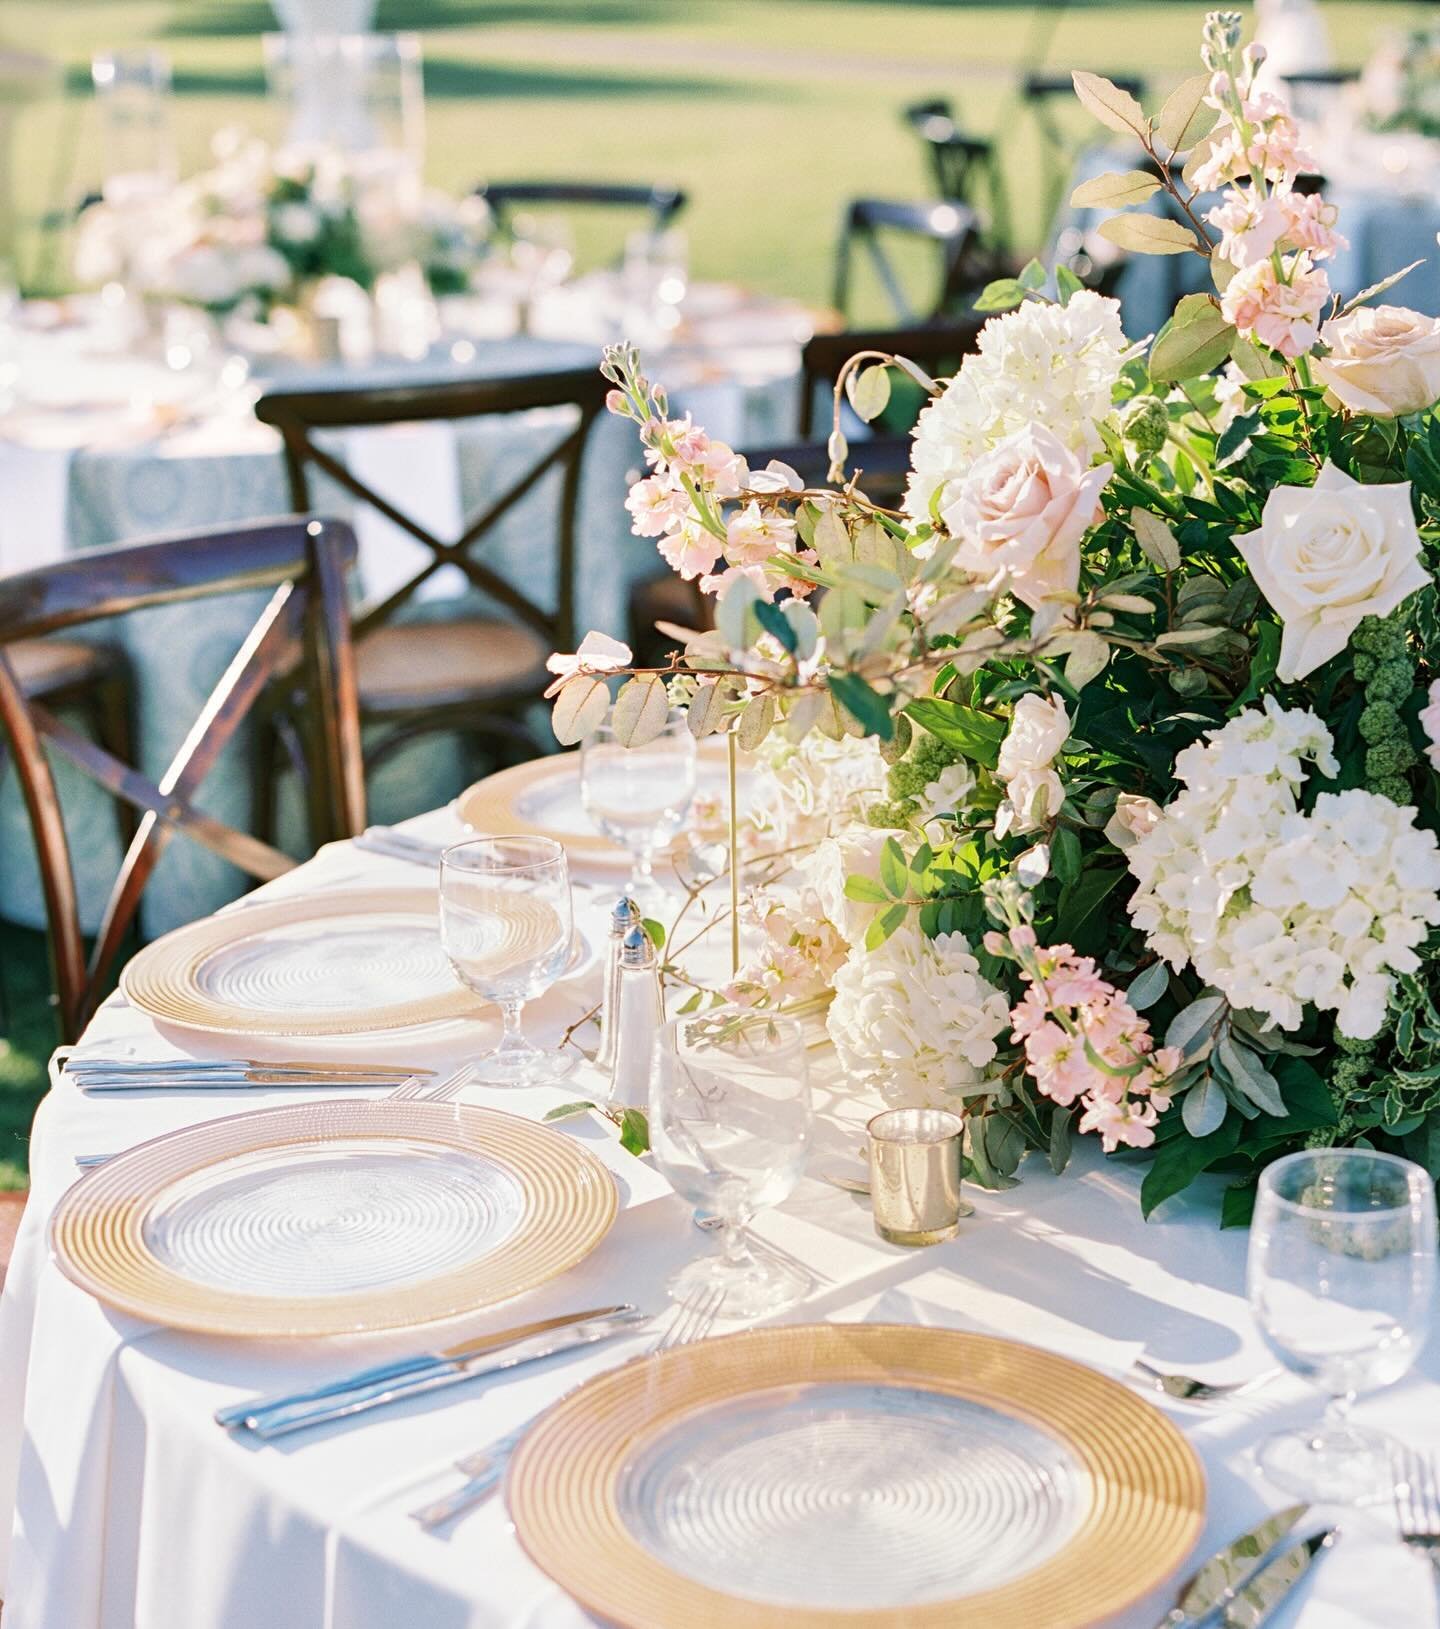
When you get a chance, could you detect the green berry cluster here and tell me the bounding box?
[1351,613,1418,804]
[1119,395,1170,460]
[867,729,963,829]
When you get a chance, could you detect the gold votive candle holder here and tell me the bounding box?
[866,1107,966,1246]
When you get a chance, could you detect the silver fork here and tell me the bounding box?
[1394,1447,1440,1572]
[1131,1357,1281,1404]
[410,1284,725,1531]
[75,1064,480,1167]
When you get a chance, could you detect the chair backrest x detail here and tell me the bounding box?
[256,369,610,655]
[0,517,364,1040]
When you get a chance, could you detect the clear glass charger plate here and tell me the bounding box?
[454,744,751,867]
[120,886,588,1037]
[50,1099,617,1336]
[507,1324,1204,1629]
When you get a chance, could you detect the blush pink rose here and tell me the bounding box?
[941,424,1112,611]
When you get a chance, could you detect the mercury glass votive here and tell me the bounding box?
[867,1107,965,1246]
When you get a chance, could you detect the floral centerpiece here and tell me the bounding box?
[75,130,490,317]
[550,11,1440,1222]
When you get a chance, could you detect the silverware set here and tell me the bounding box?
[410,1284,726,1531]
[1152,1503,1335,1628]
[1394,1447,1440,1574]
[351,826,449,868]
[1132,1357,1284,1405]
[73,1063,479,1168]
[216,1303,651,1440]
[63,1055,436,1093]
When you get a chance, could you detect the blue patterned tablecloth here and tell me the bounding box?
[0,338,798,938]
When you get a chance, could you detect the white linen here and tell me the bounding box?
[3,805,1437,1627]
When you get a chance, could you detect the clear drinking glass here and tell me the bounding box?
[92,49,177,205]
[649,1007,813,1318]
[1248,1148,1437,1503]
[580,714,697,907]
[439,836,575,1086]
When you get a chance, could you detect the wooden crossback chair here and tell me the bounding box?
[254,368,610,786]
[901,101,1013,261]
[833,200,990,326]
[0,518,365,1042]
[475,181,687,265]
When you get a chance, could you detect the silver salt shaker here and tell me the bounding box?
[596,896,639,1076]
[607,924,663,1110]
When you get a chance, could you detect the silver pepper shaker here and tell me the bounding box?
[596,896,639,1076]
[607,924,663,1110]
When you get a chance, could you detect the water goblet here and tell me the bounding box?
[649,1006,813,1319]
[1247,1147,1437,1503]
[439,836,574,1086]
[580,714,697,908]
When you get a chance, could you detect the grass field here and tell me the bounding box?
[0,0,1428,1184]
[6,0,1433,304]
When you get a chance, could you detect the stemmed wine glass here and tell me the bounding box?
[439,836,574,1086]
[1247,1147,1437,1503]
[649,1006,813,1318]
[580,714,697,908]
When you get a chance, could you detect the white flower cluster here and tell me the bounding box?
[1127,699,1440,1039]
[904,291,1130,526]
[826,923,1011,1108]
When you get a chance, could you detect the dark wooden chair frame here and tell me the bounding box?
[832,199,987,328]
[475,181,687,263]
[0,517,365,1042]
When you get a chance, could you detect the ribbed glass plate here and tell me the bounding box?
[616,1381,1084,1610]
[141,1136,525,1298]
[196,913,451,1015]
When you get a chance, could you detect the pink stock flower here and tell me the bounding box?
[1221,253,1330,359]
[725,502,798,565]
[658,524,723,581]
[696,441,748,498]
[998,932,1178,1153]
[699,562,774,600]
[625,473,690,537]
[1279,189,1347,259]
[1206,188,1289,268]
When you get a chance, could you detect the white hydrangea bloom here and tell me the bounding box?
[827,924,1011,1107]
[1126,699,1440,1039]
[905,291,1130,526]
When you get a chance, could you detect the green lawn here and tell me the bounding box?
[0,0,1430,1182]
[6,0,1434,304]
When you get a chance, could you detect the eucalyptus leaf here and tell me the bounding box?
[736,692,776,751]
[611,674,670,747]
[1216,1034,1287,1117]
[1069,168,1162,209]
[1098,213,1200,256]
[1131,507,1181,572]
[687,679,733,738]
[1182,1071,1228,1137]
[1127,959,1170,1011]
[715,575,760,650]
[1155,71,1219,152]
[551,675,610,744]
[1165,994,1225,1059]
[1150,295,1235,382]
[847,364,892,423]
[1071,69,1149,138]
[1064,629,1110,689]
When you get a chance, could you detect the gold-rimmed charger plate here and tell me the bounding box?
[508,1324,1204,1629]
[120,887,481,1036]
[50,1099,618,1337]
[456,754,628,864]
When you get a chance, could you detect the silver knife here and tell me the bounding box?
[65,1058,429,1077]
[75,1071,421,1092]
[353,828,447,867]
[221,1306,648,1439]
[1219,1528,1336,1627]
[1153,1505,1309,1627]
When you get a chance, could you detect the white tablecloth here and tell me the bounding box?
[1,801,1437,1627]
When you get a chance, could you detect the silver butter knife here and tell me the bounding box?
[65,1057,428,1076]
[353,828,447,867]
[74,1070,420,1092]
[1153,1505,1309,1627]
[1218,1528,1336,1627]
[219,1306,647,1439]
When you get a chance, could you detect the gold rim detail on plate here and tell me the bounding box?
[120,888,478,1036]
[507,1323,1205,1629]
[50,1100,618,1337]
[456,754,626,863]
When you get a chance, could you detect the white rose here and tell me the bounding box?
[1312,305,1440,418]
[1234,461,1429,682]
[995,692,1070,836]
[797,825,894,948]
[1104,792,1163,852]
[272,201,322,245]
[942,424,1111,610]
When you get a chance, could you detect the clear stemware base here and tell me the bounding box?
[472,1042,576,1088]
[668,1248,809,1321]
[1255,1420,1399,1505]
